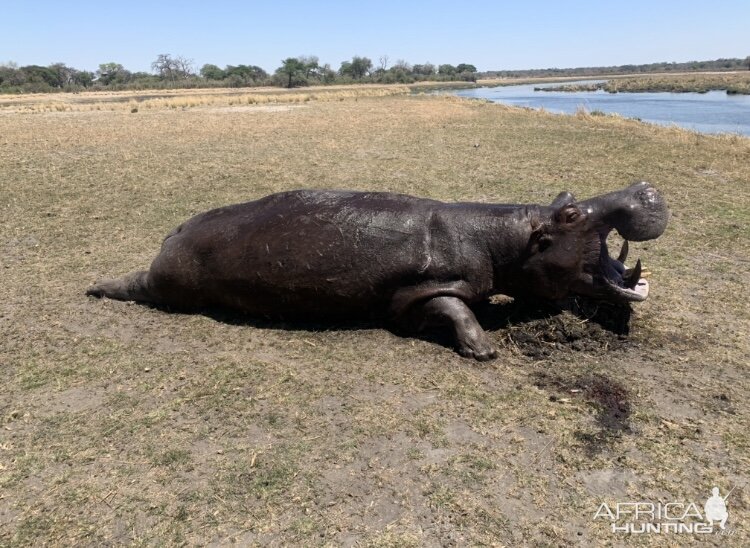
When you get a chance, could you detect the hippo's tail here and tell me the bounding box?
[86,270,156,304]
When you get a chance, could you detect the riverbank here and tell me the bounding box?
[536,71,750,94]
[2,94,748,545]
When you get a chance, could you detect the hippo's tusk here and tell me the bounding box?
[617,240,629,264]
[623,259,642,289]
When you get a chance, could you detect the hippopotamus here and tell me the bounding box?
[86,182,668,360]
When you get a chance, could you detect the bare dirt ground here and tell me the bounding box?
[1,93,748,546]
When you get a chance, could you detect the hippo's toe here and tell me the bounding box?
[457,339,498,362]
[86,284,105,298]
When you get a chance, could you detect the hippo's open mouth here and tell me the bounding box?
[568,180,668,304]
[596,231,649,302]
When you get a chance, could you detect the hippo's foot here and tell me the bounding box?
[85,280,115,298]
[86,270,153,303]
[418,296,498,361]
[456,331,498,362]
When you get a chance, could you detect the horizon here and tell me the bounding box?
[2,1,748,74]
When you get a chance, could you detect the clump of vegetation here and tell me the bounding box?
[574,105,611,118]
[605,72,750,94]
[536,72,750,95]
[535,83,604,92]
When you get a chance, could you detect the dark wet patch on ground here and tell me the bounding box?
[533,371,632,455]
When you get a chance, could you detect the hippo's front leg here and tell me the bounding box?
[414,296,498,361]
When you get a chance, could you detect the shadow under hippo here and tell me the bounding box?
[86,182,668,360]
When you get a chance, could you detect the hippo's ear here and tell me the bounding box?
[554,204,587,227]
[550,191,576,208]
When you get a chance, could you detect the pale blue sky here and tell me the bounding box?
[1,1,747,73]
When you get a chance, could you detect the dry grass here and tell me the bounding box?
[1,91,749,545]
[0,84,411,114]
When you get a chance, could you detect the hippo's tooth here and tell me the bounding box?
[617,240,629,264]
[623,259,642,289]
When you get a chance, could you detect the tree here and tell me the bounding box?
[412,63,436,76]
[97,62,129,85]
[387,60,413,83]
[73,70,95,87]
[174,56,194,78]
[21,65,60,87]
[338,61,353,78]
[225,64,268,86]
[456,63,477,74]
[319,63,337,84]
[340,56,372,79]
[350,56,372,79]
[276,58,306,88]
[298,55,320,79]
[0,62,23,87]
[378,55,389,71]
[151,54,194,83]
[200,63,226,80]
[392,59,411,72]
[439,64,457,76]
[0,65,9,86]
[48,63,77,87]
[152,54,176,82]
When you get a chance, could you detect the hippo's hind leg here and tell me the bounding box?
[409,296,498,361]
[86,270,155,304]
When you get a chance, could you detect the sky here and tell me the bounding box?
[1,1,748,74]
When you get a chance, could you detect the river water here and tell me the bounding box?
[453,81,750,136]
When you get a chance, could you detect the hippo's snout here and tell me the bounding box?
[580,181,669,242]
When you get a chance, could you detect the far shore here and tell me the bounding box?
[524,71,750,95]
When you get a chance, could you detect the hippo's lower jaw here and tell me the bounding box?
[574,230,650,303]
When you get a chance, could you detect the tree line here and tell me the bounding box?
[0,54,478,94]
[485,57,750,79]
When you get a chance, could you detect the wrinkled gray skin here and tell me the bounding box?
[87,182,668,360]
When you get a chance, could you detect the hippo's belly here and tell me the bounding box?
[147,191,438,318]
